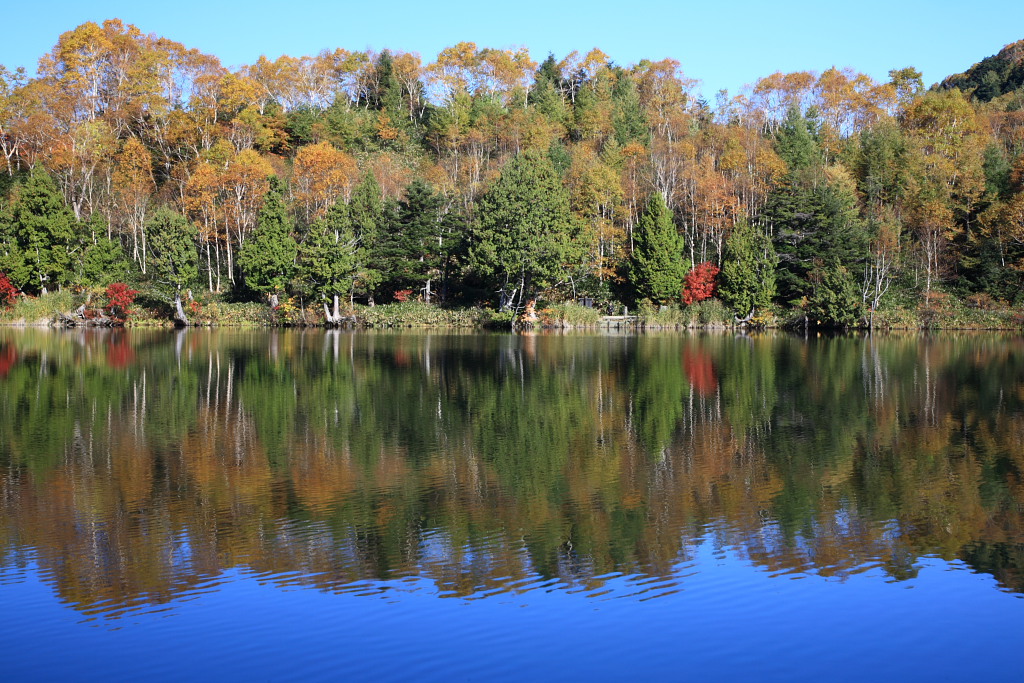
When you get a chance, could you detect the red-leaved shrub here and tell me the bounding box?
[0,273,19,306]
[105,283,139,320]
[682,262,720,305]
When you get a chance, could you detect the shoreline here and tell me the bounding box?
[2,296,1022,333]
[2,319,1022,333]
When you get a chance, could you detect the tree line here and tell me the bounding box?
[2,20,1023,325]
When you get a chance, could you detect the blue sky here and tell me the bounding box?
[4,1,1024,97]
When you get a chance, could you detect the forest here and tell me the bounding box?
[1,20,1024,327]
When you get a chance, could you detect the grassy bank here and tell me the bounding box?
[2,292,1023,331]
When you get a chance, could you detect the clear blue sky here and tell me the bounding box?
[4,1,1024,98]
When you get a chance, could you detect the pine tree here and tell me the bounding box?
[10,167,75,294]
[473,150,583,310]
[238,176,297,305]
[612,69,649,147]
[299,199,358,323]
[529,54,569,127]
[81,236,131,288]
[147,207,198,325]
[377,180,458,302]
[775,104,820,172]
[719,219,778,320]
[349,172,387,303]
[628,193,688,304]
[809,261,862,327]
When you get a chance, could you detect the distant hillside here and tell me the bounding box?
[940,39,1024,101]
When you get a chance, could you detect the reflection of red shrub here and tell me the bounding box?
[0,345,16,378]
[105,335,135,368]
[0,272,19,306]
[682,262,719,305]
[684,348,717,396]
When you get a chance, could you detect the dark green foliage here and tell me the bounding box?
[472,150,583,308]
[764,174,867,305]
[628,193,688,305]
[364,50,405,113]
[299,199,358,303]
[349,172,389,301]
[81,236,132,287]
[718,219,778,318]
[612,69,649,147]
[548,140,572,175]
[239,177,297,297]
[147,206,199,295]
[0,199,27,289]
[940,40,1024,103]
[9,167,75,293]
[323,101,378,151]
[350,172,386,242]
[285,106,321,148]
[529,54,569,126]
[853,121,909,209]
[570,75,601,142]
[377,180,460,302]
[808,262,862,327]
[982,144,1013,200]
[956,233,1024,303]
[775,105,821,171]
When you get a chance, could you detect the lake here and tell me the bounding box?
[0,328,1021,681]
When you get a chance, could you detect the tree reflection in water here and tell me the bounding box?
[0,328,1021,619]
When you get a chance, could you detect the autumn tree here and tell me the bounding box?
[221,148,272,284]
[112,137,155,272]
[682,262,720,305]
[901,89,986,299]
[292,141,359,223]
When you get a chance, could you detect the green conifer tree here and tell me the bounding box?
[10,167,75,294]
[239,177,297,305]
[349,172,388,303]
[808,261,862,327]
[473,150,583,310]
[147,207,198,325]
[719,219,778,320]
[612,69,649,147]
[299,199,358,323]
[628,193,688,305]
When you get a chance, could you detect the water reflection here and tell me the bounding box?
[0,328,1022,620]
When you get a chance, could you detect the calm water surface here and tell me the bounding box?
[0,329,1021,681]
